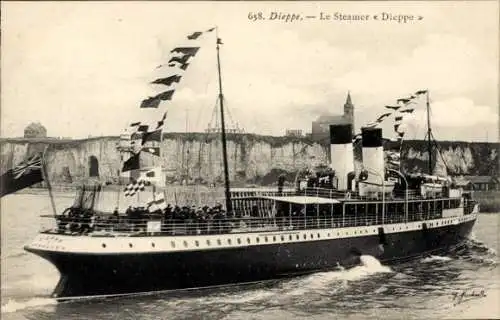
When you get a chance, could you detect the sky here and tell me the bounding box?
[1,1,498,142]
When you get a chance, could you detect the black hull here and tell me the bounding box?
[25,220,475,299]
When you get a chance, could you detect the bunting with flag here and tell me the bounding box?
[147,192,167,212]
[385,105,400,111]
[122,153,141,172]
[141,129,162,145]
[400,108,415,114]
[156,112,167,130]
[151,75,182,86]
[142,147,160,156]
[168,54,193,66]
[139,167,162,185]
[187,31,203,40]
[0,153,44,197]
[170,47,200,56]
[376,112,392,123]
[168,61,190,70]
[119,27,217,194]
[124,179,146,197]
[186,27,215,41]
[397,98,412,105]
[140,90,175,108]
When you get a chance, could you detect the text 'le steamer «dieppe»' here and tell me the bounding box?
[248,11,423,24]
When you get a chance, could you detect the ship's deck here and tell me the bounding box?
[39,199,476,238]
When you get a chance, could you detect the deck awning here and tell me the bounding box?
[258,195,341,205]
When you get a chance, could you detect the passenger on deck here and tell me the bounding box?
[125,206,133,217]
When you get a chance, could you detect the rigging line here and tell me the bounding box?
[430,131,450,175]
[424,100,448,175]
[41,145,57,216]
[222,96,237,129]
[205,96,220,142]
[211,96,220,129]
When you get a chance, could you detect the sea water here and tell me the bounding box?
[1,192,499,319]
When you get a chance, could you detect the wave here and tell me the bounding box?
[284,255,392,295]
[209,289,276,304]
[466,241,498,257]
[1,298,57,313]
[421,255,453,263]
[466,235,497,254]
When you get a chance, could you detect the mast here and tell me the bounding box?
[41,146,57,216]
[215,28,232,214]
[426,90,432,175]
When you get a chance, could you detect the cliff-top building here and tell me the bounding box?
[311,92,354,143]
[24,122,47,138]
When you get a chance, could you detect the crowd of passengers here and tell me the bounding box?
[55,202,340,234]
[55,198,453,235]
[56,203,244,234]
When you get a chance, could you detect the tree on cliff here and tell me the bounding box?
[24,122,47,138]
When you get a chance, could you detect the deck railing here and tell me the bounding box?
[300,187,432,201]
[40,202,476,237]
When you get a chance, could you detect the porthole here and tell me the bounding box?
[303,234,307,239]
[129,243,133,248]
[102,243,106,248]
[289,235,292,241]
[296,235,300,240]
[317,233,320,238]
[264,236,268,242]
[281,235,285,241]
[183,241,188,247]
[328,233,330,237]
[207,240,211,246]
[273,236,277,242]
[256,237,260,243]
[228,239,232,245]
[310,234,313,239]
[171,241,176,248]
[337,232,340,236]
[237,238,241,244]
[354,231,357,234]
[217,239,222,245]
[195,240,199,247]
[247,238,251,244]
[151,243,155,248]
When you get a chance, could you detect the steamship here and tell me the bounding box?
[24,30,478,299]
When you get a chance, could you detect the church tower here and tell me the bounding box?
[343,91,355,134]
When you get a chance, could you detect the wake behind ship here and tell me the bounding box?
[22,28,478,299]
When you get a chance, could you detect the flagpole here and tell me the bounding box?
[426,89,432,175]
[41,146,57,216]
[215,27,232,216]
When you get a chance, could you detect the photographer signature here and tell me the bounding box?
[451,288,487,305]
